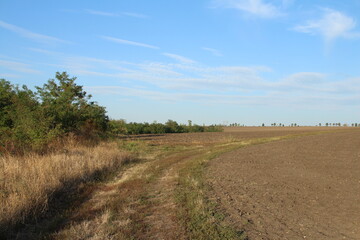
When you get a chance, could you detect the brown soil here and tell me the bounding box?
[207,130,360,240]
[125,127,344,145]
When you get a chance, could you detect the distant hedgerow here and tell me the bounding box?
[108,119,223,135]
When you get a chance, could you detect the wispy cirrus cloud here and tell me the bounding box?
[0,59,40,74]
[86,83,360,107]
[0,73,21,79]
[0,20,70,44]
[284,72,327,84]
[30,48,360,108]
[28,47,64,56]
[101,36,159,49]
[202,47,223,56]
[84,9,148,18]
[212,0,283,18]
[294,8,360,45]
[162,53,196,64]
[85,9,117,17]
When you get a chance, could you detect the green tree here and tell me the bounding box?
[0,79,16,129]
[165,119,180,133]
[0,79,60,153]
[36,72,108,135]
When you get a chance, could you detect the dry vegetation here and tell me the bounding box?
[0,138,133,238]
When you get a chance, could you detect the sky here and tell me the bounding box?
[0,0,359,126]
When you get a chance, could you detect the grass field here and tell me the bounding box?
[1,127,358,239]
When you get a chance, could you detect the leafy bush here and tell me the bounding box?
[0,72,108,154]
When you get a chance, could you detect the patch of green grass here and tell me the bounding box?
[175,148,247,240]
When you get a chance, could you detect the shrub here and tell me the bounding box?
[0,72,109,154]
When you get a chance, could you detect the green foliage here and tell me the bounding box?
[108,119,128,135]
[108,119,223,135]
[0,72,109,154]
[36,72,108,134]
[205,125,224,132]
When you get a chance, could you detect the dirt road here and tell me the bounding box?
[207,130,360,239]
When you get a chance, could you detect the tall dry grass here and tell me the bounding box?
[0,139,133,235]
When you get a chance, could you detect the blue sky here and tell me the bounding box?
[1,0,359,125]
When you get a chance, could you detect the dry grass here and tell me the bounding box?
[0,139,133,237]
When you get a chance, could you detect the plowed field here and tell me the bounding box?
[125,127,344,145]
[207,130,360,239]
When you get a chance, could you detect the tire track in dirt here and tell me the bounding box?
[141,154,193,240]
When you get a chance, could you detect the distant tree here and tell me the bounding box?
[150,122,166,134]
[165,119,181,133]
[109,119,127,135]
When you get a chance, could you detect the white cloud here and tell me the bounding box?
[212,0,283,18]
[28,48,64,56]
[0,73,21,79]
[86,84,360,107]
[30,49,360,108]
[84,9,148,18]
[0,20,69,44]
[85,9,118,17]
[0,59,40,74]
[294,8,360,44]
[162,53,196,64]
[101,36,159,49]
[202,47,223,56]
[284,72,326,84]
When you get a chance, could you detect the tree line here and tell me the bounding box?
[108,119,222,135]
[0,72,222,154]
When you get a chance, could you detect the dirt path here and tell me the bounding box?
[207,131,360,240]
[141,152,197,240]
[49,145,209,239]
